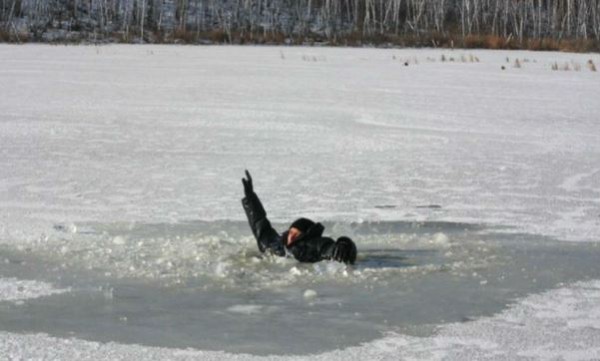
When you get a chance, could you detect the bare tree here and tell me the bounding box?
[2,0,600,48]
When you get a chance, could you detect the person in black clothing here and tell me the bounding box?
[241,170,357,264]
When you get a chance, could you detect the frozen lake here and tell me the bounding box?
[1,44,600,359]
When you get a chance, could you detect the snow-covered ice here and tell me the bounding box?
[1,44,599,359]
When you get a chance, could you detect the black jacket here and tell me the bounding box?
[242,192,335,263]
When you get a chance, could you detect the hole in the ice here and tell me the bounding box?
[358,249,433,268]
[1,220,600,356]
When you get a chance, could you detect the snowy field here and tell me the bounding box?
[1,44,600,359]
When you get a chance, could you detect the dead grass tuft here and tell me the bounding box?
[588,59,597,72]
[513,59,521,68]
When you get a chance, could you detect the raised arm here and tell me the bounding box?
[241,170,285,256]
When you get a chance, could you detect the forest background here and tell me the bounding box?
[2,1,600,52]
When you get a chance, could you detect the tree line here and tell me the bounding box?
[2,0,599,50]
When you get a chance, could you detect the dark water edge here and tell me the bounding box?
[1,220,600,356]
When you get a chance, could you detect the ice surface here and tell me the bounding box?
[1,44,600,359]
[1,45,599,244]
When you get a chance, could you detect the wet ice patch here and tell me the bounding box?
[0,277,68,302]
[1,280,600,359]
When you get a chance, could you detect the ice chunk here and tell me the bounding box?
[227,304,263,315]
[112,236,126,245]
[0,278,69,302]
[289,267,303,276]
[430,232,450,248]
[303,289,318,300]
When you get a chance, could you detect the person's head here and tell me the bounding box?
[286,218,315,246]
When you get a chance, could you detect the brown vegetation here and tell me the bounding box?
[2,26,599,53]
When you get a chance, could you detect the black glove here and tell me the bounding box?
[241,170,254,196]
[332,237,357,265]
